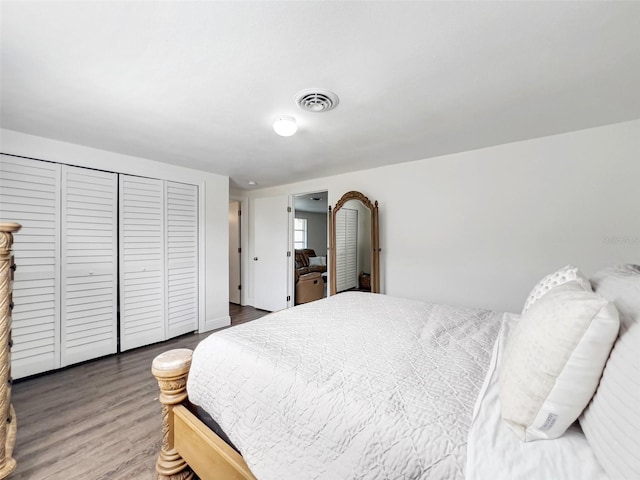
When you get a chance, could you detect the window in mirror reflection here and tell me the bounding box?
[294,218,307,249]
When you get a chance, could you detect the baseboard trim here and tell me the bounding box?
[202,315,231,333]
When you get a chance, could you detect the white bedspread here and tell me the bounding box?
[187,292,502,480]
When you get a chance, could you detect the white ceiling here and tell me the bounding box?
[294,191,328,214]
[1,1,639,190]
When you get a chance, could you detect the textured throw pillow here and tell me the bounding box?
[501,280,620,442]
[308,256,326,267]
[580,264,640,480]
[522,264,592,313]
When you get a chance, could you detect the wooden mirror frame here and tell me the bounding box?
[329,191,379,295]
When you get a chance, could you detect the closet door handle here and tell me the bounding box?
[253,257,258,261]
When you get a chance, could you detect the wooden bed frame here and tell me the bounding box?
[0,223,20,479]
[152,348,257,480]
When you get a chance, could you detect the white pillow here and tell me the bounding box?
[522,264,592,313]
[580,265,640,479]
[500,281,620,442]
[308,256,326,267]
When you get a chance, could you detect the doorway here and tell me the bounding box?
[293,191,328,305]
[229,200,241,304]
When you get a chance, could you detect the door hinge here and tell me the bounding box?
[238,285,242,290]
[287,206,292,213]
[238,210,241,216]
[287,251,291,257]
[287,295,291,302]
[238,247,242,253]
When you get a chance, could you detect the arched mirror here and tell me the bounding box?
[329,191,379,295]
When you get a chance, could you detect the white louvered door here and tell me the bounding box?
[60,166,118,366]
[345,208,358,289]
[165,182,198,338]
[0,155,61,378]
[335,209,346,292]
[119,176,165,351]
[335,208,358,292]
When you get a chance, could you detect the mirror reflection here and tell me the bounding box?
[329,191,379,295]
[293,191,328,305]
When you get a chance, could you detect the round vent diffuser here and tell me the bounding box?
[295,89,339,112]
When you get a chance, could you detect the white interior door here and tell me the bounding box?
[60,165,118,367]
[253,195,290,312]
[0,155,61,378]
[165,181,199,338]
[229,201,241,304]
[119,175,165,351]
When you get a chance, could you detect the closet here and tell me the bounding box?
[0,155,198,378]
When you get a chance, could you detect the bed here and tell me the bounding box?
[151,264,640,480]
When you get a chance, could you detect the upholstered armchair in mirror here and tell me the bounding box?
[329,191,379,295]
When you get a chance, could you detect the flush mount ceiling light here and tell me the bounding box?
[273,115,297,137]
[295,88,339,112]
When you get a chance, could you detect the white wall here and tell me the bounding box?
[246,119,640,313]
[0,128,230,332]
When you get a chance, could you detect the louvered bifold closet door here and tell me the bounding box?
[61,166,118,367]
[335,208,347,292]
[345,208,358,290]
[165,182,198,338]
[335,208,358,292]
[119,176,165,351]
[0,155,61,379]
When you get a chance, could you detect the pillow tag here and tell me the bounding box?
[540,413,558,431]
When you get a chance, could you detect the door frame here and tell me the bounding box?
[228,200,241,305]
[229,193,249,306]
[291,189,330,302]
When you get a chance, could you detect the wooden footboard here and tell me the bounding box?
[152,349,256,480]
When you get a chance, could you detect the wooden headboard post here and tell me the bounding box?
[0,222,21,479]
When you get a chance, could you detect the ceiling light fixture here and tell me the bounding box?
[273,115,297,137]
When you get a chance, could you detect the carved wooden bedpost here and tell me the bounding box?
[152,348,195,480]
[0,222,20,479]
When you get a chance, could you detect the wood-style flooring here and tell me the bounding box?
[10,304,268,480]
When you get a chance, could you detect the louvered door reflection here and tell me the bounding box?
[119,176,165,350]
[60,166,118,367]
[0,155,61,378]
[345,209,358,290]
[165,182,198,338]
[335,208,358,292]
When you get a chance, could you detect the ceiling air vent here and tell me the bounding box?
[295,89,339,113]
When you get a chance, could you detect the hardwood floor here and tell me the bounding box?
[10,304,268,480]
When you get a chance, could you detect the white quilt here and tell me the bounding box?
[187,292,502,480]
